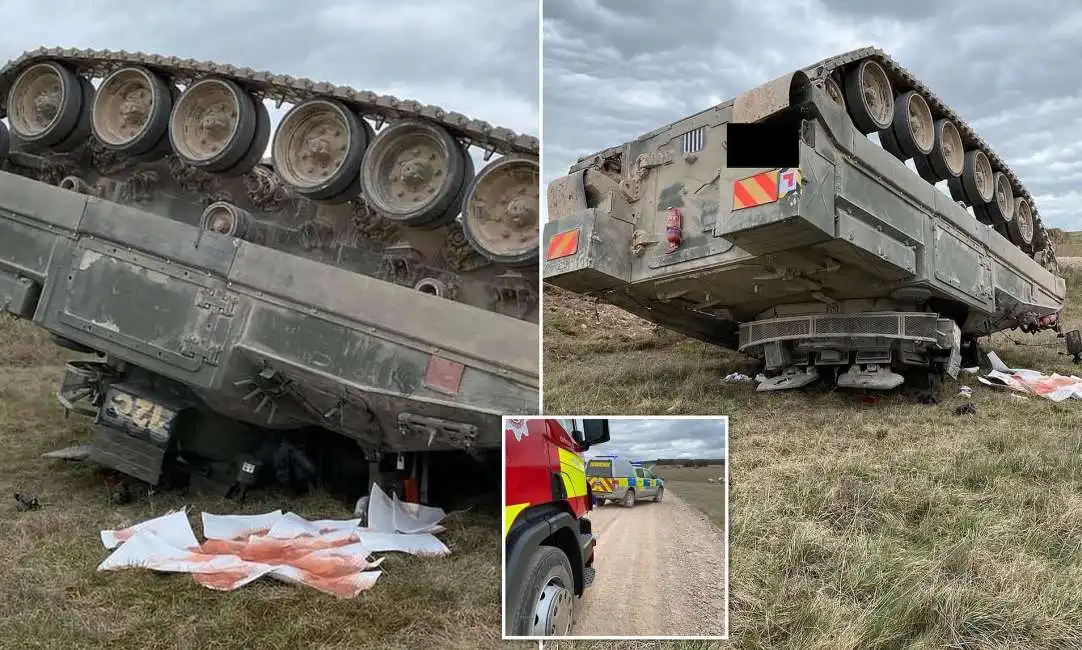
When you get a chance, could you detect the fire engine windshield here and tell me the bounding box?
[586,459,612,477]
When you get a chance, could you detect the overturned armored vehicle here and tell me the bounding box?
[0,47,539,501]
[544,47,1066,391]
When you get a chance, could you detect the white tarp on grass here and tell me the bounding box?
[97,494,449,597]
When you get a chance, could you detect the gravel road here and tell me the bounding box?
[570,489,727,637]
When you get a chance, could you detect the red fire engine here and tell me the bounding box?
[503,417,610,637]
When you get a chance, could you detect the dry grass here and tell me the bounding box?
[543,266,1082,649]
[0,315,529,650]
[651,465,727,528]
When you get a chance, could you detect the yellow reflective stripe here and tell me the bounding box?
[558,448,587,498]
[504,502,529,538]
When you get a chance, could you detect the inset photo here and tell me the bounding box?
[503,416,728,640]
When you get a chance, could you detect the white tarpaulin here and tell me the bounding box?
[977,351,1082,402]
[98,499,450,597]
[365,483,447,534]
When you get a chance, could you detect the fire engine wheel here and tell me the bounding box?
[622,489,635,507]
[654,486,664,503]
[511,546,575,636]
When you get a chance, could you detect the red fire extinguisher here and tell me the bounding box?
[665,206,682,253]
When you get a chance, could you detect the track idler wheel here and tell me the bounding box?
[91,66,174,157]
[6,61,91,149]
[200,201,252,239]
[824,75,845,111]
[462,156,540,267]
[1007,197,1035,250]
[360,119,468,228]
[168,77,259,173]
[843,59,893,134]
[272,99,373,202]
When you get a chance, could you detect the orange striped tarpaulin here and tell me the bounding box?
[546,227,580,260]
[732,170,780,210]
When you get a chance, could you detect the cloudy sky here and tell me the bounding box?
[582,418,727,461]
[0,0,539,164]
[543,0,1082,228]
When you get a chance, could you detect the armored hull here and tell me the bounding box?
[0,47,538,488]
[544,47,1064,391]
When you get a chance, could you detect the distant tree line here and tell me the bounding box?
[647,458,726,468]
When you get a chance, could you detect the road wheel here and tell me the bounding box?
[654,486,664,502]
[622,489,635,508]
[509,546,575,636]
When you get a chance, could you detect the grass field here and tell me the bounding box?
[650,465,727,529]
[545,267,1082,649]
[0,316,528,650]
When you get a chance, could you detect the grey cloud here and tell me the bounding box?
[0,0,538,142]
[543,0,1082,227]
[584,418,727,461]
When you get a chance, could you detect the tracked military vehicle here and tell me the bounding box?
[544,47,1065,391]
[0,47,538,498]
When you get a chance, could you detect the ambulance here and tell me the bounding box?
[503,417,609,637]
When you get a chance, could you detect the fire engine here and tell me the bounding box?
[503,417,610,637]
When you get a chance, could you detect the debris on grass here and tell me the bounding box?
[953,403,977,416]
[97,488,451,598]
[978,349,1082,401]
[13,492,39,511]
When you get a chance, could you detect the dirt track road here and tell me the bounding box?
[572,489,727,636]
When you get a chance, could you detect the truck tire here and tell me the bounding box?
[622,489,635,507]
[508,545,576,636]
[654,486,664,502]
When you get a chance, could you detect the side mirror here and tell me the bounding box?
[581,419,610,448]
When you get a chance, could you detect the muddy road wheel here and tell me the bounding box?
[169,77,258,173]
[200,201,251,238]
[91,66,173,156]
[844,59,893,134]
[462,156,539,266]
[0,121,8,167]
[893,91,934,159]
[272,99,372,201]
[359,119,467,227]
[985,172,1015,226]
[6,61,87,148]
[926,119,964,180]
[962,150,995,206]
[824,75,845,111]
[1008,197,1034,249]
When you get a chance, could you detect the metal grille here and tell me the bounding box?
[739,312,940,350]
[907,315,939,340]
[683,127,705,153]
[816,315,899,336]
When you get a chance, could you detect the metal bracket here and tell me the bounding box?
[196,287,238,316]
[490,271,536,319]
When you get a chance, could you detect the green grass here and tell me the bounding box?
[0,315,530,650]
[543,265,1082,649]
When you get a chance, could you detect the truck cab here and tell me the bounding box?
[503,417,610,637]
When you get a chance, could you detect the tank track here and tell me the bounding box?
[801,47,1051,257]
[0,46,538,157]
